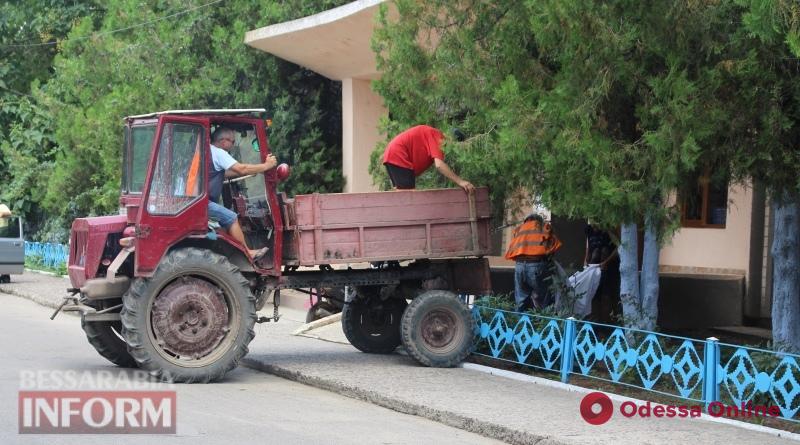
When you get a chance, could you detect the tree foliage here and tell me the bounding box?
[0,98,60,236]
[726,0,800,352]
[373,0,742,226]
[373,0,800,345]
[1,0,348,241]
[372,0,748,329]
[0,1,100,238]
[0,0,97,93]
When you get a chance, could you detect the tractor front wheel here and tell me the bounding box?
[81,316,138,368]
[120,248,256,383]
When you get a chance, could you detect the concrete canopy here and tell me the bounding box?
[244,0,387,81]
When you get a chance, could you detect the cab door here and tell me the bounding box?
[135,116,209,277]
[226,116,284,276]
[0,216,24,274]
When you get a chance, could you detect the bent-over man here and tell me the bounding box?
[382,125,474,193]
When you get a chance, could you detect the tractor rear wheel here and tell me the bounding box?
[120,248,256,383]
[341,295,406,354]
[401,290,475,367]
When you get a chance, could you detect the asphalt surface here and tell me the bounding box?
[0,289,503,445]
[2,271,798,445]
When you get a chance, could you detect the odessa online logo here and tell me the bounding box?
[579,391,782,425]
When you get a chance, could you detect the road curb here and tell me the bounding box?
[0,286,61,311]
[241,357,566,445]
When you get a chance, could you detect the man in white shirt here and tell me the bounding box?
[209,127,277,260]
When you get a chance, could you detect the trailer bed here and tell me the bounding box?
[281,188,492,266]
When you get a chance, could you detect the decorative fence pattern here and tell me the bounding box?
[24,242,68,269]
[472,305,800,423]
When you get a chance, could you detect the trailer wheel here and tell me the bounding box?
[0,274,10,283]
[81,317,138,368]
[120,248,256,383]
[401,290,475,367]
[341,296,406,354]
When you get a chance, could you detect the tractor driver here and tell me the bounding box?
[208,127,277,260]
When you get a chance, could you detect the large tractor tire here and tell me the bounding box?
[401,290,475,367]
[341,296,406,354]
[81,316,138,368]
[120,248,256,383]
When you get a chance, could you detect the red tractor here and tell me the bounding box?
[57,110,492,382]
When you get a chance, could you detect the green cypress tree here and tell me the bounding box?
[724,0,800,351]
[372,0,743,331]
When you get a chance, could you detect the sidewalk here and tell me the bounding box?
[2,271,797,445]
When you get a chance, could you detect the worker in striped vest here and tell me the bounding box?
[505,213,562,311]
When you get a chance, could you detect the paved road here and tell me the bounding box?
[3,271,797,445]
[0,292,503,445]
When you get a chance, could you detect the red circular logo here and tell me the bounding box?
[580,392,613,425]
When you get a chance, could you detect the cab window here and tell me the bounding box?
[123,124,156,194]
[145,123,206,215]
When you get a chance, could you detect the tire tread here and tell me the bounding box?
[120,247,256,383]
[81,317,138,368]
[400,290,475,368]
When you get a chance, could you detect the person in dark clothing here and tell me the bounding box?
[584,224,621,323]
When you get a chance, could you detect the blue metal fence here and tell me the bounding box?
[24,242,68,269]
[472,305,800,423]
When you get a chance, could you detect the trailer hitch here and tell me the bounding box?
[256,289,281,323]
[50,288,83,320]
[51,289,123,322]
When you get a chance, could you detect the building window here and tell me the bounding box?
[681,168,728,228]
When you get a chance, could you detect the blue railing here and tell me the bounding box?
[472,305,800,423]
[24,242,68,269]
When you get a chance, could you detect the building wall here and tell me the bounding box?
[342,78,385,192]
[660,183,754,275]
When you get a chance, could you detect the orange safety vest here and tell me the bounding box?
[504,220,562,260]
[185,148,201,196]
[184,135,203,197]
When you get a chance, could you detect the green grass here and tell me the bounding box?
[24,255,67,276]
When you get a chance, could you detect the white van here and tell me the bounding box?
[0,205,23,283]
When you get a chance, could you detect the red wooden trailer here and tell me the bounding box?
[282,188,492,265]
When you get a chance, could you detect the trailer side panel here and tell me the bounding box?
[287,188,491,266]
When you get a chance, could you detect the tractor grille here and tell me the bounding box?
[70,229,87,268]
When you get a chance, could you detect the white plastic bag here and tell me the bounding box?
[568,264,602,317]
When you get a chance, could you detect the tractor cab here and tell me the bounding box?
[119,109,288,278]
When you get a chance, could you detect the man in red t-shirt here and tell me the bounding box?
[382,125,475,193]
